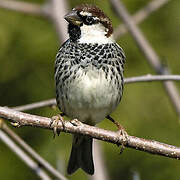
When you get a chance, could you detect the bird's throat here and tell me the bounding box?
[68,24,81,42]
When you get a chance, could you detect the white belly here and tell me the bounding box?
[60,67,120,125]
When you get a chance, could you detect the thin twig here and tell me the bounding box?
[111,0,163,72]
[12,99,56,112]
[0,0,169,40]
[0,120,68,180]
[91,140,109,180]
[110,0,180,117]
[0,129,51,180]
[114,0,170,39]
[0,0,48,16]
[9,74,180,112]
[49,0,69,41]
[132,170,141,180]
[0,107,180,160]
[125,74,180,84]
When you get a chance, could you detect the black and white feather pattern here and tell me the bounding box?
[55,40,125,125]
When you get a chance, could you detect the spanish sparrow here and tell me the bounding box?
[55,4,125,175]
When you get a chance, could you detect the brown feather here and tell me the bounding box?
[74,4,113,37]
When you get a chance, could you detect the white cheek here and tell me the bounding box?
[78,24,115,44]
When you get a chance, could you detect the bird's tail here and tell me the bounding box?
[67,134,94,175]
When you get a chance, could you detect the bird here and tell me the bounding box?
[54,4,126,175]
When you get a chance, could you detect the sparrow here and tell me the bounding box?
[54,4,125,175]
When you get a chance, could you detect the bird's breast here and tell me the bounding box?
[58,66,121,124]
[69,68,114,107]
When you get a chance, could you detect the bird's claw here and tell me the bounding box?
[106,115,128,154]
[50,114,65,138]
[70,119,83,126]
[117,127,128,154]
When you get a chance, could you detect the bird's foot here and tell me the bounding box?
[106,115,128,153]
[116,125,128,154]
[50,113,65,138]
[70,119,83,126]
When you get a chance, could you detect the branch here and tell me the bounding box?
[91,140,110,180]
[0,128,51,180]
[0,0,48,16]
[0,107,180,160]
[0,0,170,40]
[125,74,180,84]
[114,0,170,39]
[12,98,56,112]
[9,75,180,112]
[49,0,69,41]
[110,0,180,118]
[0,120,68,180]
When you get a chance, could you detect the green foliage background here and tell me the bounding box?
[0,0,180,179]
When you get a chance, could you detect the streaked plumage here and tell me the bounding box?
[55,4,125,175]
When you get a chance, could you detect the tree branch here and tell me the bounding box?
[0,0,48,16]
[12,98,56,112]
[0,107,180,160]
[0,127,51,180]
[110,0,180,118]
[91,140,110,180]
[0,0,170,43]
[49,0,69,41]
[125,74,180,84]
[114,0,170,39]
[9,74,180,112]
[0,120,68,180]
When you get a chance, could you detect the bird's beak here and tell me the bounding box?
[64,10,82,26]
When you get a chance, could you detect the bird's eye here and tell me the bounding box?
[85,16,94,25]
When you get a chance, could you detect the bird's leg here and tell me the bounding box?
[50,113,65,138]
[106,115,128,153]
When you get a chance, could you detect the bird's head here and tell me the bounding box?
[64,4,114,43]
